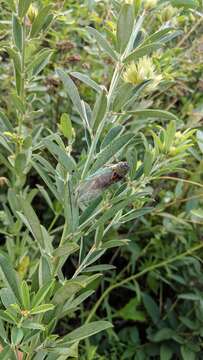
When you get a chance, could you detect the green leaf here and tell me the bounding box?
[12,14,22,51]
[0,288,18,308]
[84,264,116,272]
[0,254,21,303]
[15,152,27,175]
[53,280,85,305]
[119,207,153,223]
[30,303,55,315]
[112,83,133,112]
[127,109,178,121]
[32,161,58,200]
[90,133,134,173]
[53,275,100,305]
[62,321,113,343]
[191,208,203,219]
[101,126,124,149]
[151,328,174,342]
[142,293,160,325]
[18,0,33,18]
[89,192,146,231]
[22,320,45,331]
[0,310,16,324]
[32,281,54,308]
[44,139,76,172]
[92,90,107,133]
[58,113,74,141]
[144,150,153,176]
[0,318,7,342]
[39,256,52,287]
[28,48,53,77]
[21,281,30,309]
[6,0,16,11]
[61,290,94,315]
[11,327,23,346]
[87,27,118,61]
[0,111,13,132]
[179,316,198,330]
[64,178,79,233]
[171,0,198,8]
[30,5,52,37]
[79,195,103,225]
[5,47,22,94]
[124,42,161,63]
[11,93,25,114]
[101,239,130,249]
[17,198,44,248]
[160,344,173,360]
[117,3,134,53]
[180,345,196,360]
[118,298,146,321]
[71,72,101,93]
[143,27,175,44]
[197,130,203,154]
[164,120,176,152]
[178,293,200,301]
[53,243,79,258]
[57,69,85,121]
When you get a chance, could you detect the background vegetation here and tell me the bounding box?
[0,0,203,359]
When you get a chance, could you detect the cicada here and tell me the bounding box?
[77,162,129,203]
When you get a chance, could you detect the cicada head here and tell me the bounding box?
[111,162,129,178]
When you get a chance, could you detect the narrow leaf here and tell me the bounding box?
[18,0,33,18]
[30,304,55,315]
[12,14,22,51]
[18,198,44,248]
[57,69,85,120]
[30,5,52,37]
[117,3,134,53]
[90,133,133,173]
[62,321,113,343]
[124,42,161,63]
[87,27,118,61]
[0,254,21,303]
[92,90,107,133]
[71,72,101,93]
[127,109,178,121]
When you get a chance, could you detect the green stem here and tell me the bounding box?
[48,213,59,232]
[18,17,26,146]
[53,221,68,275]
[85,242,203,324]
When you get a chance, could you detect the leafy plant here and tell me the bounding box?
[0,0,201,359]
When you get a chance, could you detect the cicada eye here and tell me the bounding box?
[111,172,122,182]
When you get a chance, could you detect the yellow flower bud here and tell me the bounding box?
[161,5,177,22]
[27,4,38,24]
[123,56,162,92]
[144,0,158,10]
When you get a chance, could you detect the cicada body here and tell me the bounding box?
[77,162,129,203]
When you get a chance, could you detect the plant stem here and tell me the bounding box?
[18,17,26,145]
[177,16,203,48]
[157,176,203,190]
[85,242,203,323]
[48,213,59,232]
[53,221,68,275]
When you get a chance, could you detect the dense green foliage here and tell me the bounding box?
[0,0,203,359]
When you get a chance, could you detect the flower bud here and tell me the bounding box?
[27,4,38,24]
[144,0,157,10]
[161,5,177,22]
[123,56,162,92]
